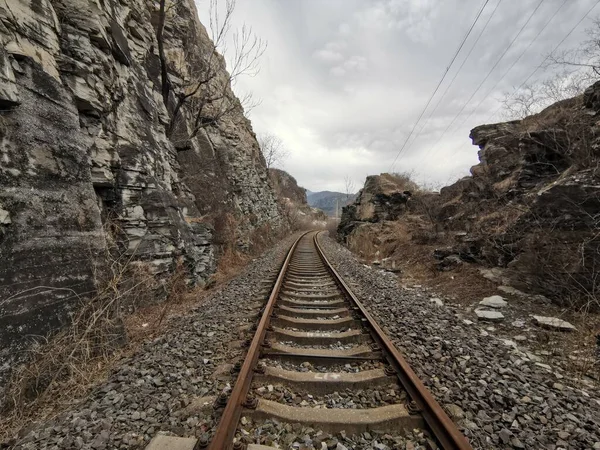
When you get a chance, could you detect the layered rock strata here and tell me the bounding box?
[0,0,282,357]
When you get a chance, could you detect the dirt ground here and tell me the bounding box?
[344,219,600,384]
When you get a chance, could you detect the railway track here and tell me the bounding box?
[148,231,472,450]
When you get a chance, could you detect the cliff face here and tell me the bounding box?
[0,0,282,355]
[268,168,307,207]
[338,173,412,241]
[435,86,600,305]
[339,84,600,308]
[268,168,328,225]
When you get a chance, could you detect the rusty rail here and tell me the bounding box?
[206,232,309,450]
[313,231,473,450]
[206,230,473,450]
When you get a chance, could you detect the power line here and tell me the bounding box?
[453,0,568,132]
[483,0,600,124]
[422,0,547,159]
[427,0,600,167]
[388,0,492,171]
[402,0,504,155]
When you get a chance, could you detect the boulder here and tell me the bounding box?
[338,173,412,241]
[479,295,507,308]
[475,309,504,322]
[532,316,576,332]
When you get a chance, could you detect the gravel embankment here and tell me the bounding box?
[9,235,300,450]
[319,235,600,450]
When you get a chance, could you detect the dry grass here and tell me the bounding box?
[344,218,600,382]
[0,215,287,443]
[0,256,158,441]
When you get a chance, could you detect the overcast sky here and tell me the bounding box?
[195,0,598,192]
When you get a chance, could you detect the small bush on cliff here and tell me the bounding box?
[389,171,422,193]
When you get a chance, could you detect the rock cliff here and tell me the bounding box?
[436,86,599,306]
[0,0,283,358]
[338,173,412,241]
[339,84,600,309]
[268,168,307,207]
[268,168,328,225]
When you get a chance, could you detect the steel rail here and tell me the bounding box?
[313,231,473,450]
[207,232,309,450]
[207,230,472,450]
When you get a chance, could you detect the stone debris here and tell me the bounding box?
[474,309,505,322]
[532,315,576,332]
[430,297,443,306]
[9,236,298,449]
[479,295,507,308]
[318,236,600,450]
[498,285,527,296]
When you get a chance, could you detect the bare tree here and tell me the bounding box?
[547,18,600,76]
[343,175,356,202]
[259,132,289,169]
[156,0,266,145]
[502,18,600,119]
[501,71,592,119]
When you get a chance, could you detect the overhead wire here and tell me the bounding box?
[484,0,600,124]
[418,0,547,163]
[388,0,492,171]
[402,0,505,156]
[452,0,569,132]
[430,0,600,164]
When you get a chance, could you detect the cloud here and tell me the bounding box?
[314,48,344,63]
[195,0,597,192]
[330,55,368,77]
[313,41,347,63]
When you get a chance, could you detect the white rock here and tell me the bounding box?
[501,339,517,348]
[475,309,504,322]
[0,207,10,224]
[479,267,506,283]
[532,315,576,331]
[430,297,443,306]
[526,352,542,362]
[463,319,474,325]
[498,285,527,296]
[479,295,507,308]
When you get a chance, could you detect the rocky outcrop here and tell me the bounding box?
[338,85,600,309]
[338,173,411,241]
[268,168,327,225]
[0,0,283,359]
[268,168,307,207]
[435,84,600,307]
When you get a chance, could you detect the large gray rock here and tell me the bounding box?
[532,315,576,332]
[475,309,505,322]
[479,295,507,308]
[0,0,283,366]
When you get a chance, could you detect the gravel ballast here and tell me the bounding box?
[8,235,300,450]
[318,235,600,450]
[8,233,600,449]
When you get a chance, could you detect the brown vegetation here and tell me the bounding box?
[0,214,286,443]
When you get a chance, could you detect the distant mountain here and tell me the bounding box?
[307,191,357,217]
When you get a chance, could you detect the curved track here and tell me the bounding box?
[205,231,472,450]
